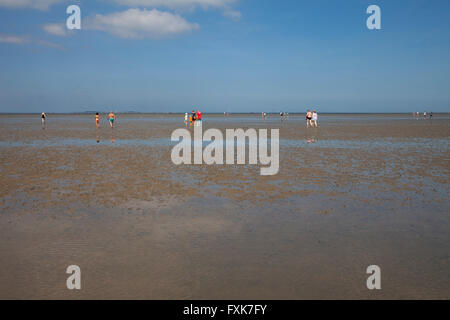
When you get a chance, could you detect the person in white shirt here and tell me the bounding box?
[41,112,47,126]
[311,110,318,127]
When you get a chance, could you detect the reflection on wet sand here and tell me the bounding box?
[94,130,116,144]
[306,132,318,144]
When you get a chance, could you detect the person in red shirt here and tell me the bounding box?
[196,110,202,122]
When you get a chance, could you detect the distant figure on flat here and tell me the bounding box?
[108,111,116,128]
[191,110,196,126]
[41,112,47,126]
[95,112,100,128]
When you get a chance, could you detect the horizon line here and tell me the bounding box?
[0,112,447,115]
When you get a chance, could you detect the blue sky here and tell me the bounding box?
[0,0,449,113]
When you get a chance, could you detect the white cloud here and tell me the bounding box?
[223,9,241,21]
[0,0,62,10]
[36,39,65,50]
[43,23,67,36]
[0,34,28,44]
[113,0,236,9]
[0,33,63,50]
[87,8,199,39]
[112,0,241,20]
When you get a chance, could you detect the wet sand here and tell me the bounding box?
[0,113,449,299]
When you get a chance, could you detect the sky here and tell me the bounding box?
[0,0,449,113]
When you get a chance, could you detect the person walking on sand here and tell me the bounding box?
[184,112,188,124]
[191,110,196,125]
[95,112,100,128]
[306,109,312,128]
[196,110,202,126]
[41,112,47,126]
[311,110,318,127]
[108,111,116,128]
[423,111,427,120]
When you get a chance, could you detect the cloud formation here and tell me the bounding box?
[0,34,27,44]
[112,0,241,20]
[223,8,241,21]
[36,39,64,50]
[113,0,236,9]
[43,23,67,36]
[88,8,199,39]
[0,0,62,10]
[0,33,63,50]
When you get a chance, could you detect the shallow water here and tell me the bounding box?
[0,113,449,299]
[1,136,448,151]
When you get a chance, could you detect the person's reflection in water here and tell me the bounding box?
[306,133,317,144]
[96,134,100,143]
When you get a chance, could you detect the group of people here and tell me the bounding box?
[260,110,318,127]
[95,111,116,128]
[185,109,202,126]
[41,109,440,132]
[305,109,318,127]
[413,111,433,120]
[280,112,289,120]
[262,112,288,120]
[40,109,322,129]
[41,111,117,128]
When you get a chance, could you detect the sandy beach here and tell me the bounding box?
[0,113,449,299]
